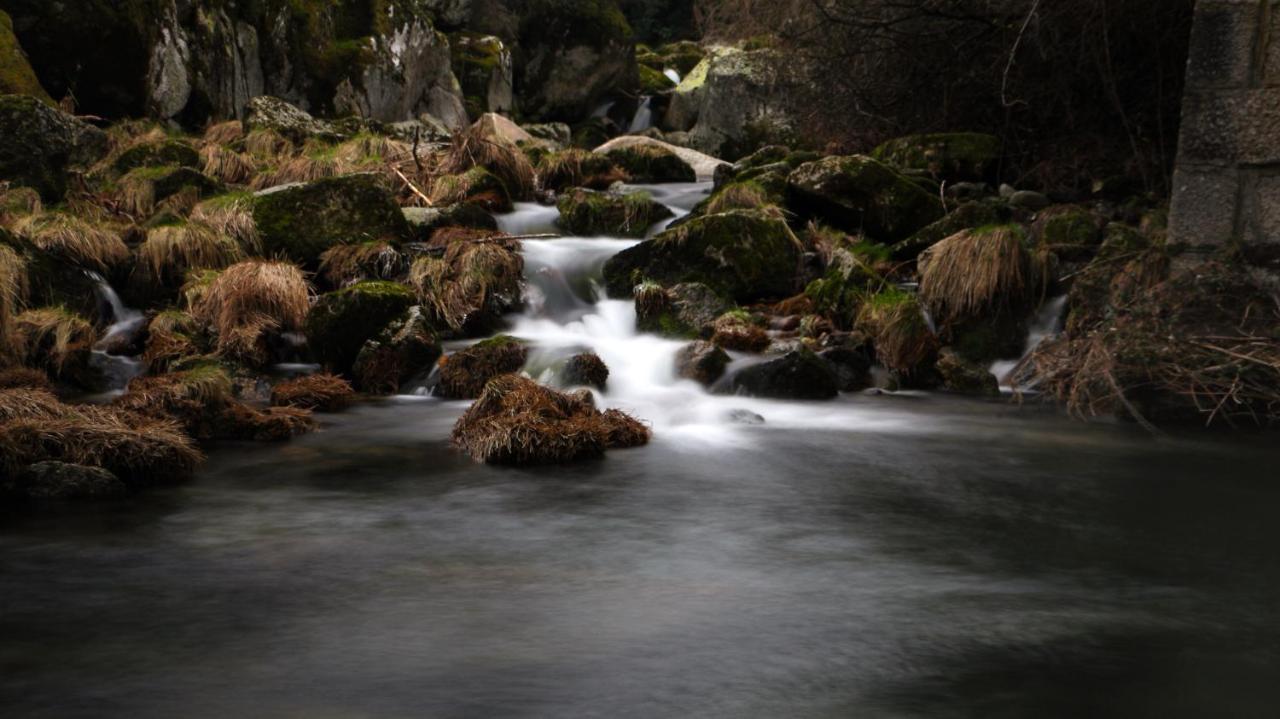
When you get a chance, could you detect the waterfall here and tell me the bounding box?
[590,100,616,119]
[85,271,145,395]
[990,295,1068,393]
[627,96,654,134]
[664,68,682,85]
[484,183,918,445]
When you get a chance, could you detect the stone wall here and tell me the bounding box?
[1170,0,1280,264]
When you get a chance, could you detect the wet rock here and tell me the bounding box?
[871,133,1001,182]
[729,348,839,400]
[0,95,107,200]
[561,352,609,389]
[787,155,945,242]
[556,187,672,237]
[435,334,528,399]
[451,374,649,465]
[516,0,636,121]
[11,461,128,501]
[935,347,1000,396]
[604,209,802,303]
[594,135,726,181]
[246,96,343,143]
[305,281,417,374]
[403,204,498,241]
[523,122,572,149]
[602,142,695,183]
[636,282,732,338]
[1033,205,1103,261]
[352,306,443,394]
[253,174,410,266]
[674,340,730,386]
[818,345,873,392]
[725,408,765,425]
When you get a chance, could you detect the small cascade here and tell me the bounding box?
[990,295,1068,392]
[496,202,561,236]
[627,96,655,134]
[590,100,616,119]
[86,271,146,394]
[664,68,682,85]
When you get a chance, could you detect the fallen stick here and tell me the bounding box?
[392,166,432,206]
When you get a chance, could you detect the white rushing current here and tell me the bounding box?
[485,183,919,446]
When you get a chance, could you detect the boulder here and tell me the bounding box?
[556,188,673,237]
[635,281,732,338]
[253,174,410,266]
[516,0,638,121]
[403,203,498,241]
[787,155,945,242]
[729,348,839,400]
[818,344,873,392]
[1033,205,1103,261]
[601,142,695,183]
[594,135,726,181]
[245,96,343,143]
[111,139,201,175]
[352,306,443,394]
[674,340,730,386]
[889,200,1006,261]
[561,352,609,389]
[604,209,802,303]
[435,334,527,399]
[0,95,107,200]
[450,33,513,117]
[523,122,572,149]
[450,374,649,465]
[871,133,1001,182]
[935,347,1000,396]
[305,280,417,374]
[0,10,52,103]
[10,461,128,501]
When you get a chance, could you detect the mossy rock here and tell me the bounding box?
[655,41,705,76]
[0,94,107,201]
[603,144,695,183]
[935,347,999,396]
[253,174,411,267]
[136,166,225,205]
[872,133,1002,182]
[604,208,801,303]
[305,280,417,374]
[517,0,636,121]
[639,64,676,94]
[112,139,200,176]
[636,281,731,338]
[787,154,945,242]
[352,305,442,394]
[402,203,497,242]
[889,200,1007,260]
[557,188,672,237]
[1034,206,1103,261]
[0,10,52,103]
[433,166,513,213]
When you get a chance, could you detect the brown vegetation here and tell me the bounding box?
[919,225,1043,326]
[270,373,355,412]
[13,213,128,273]
[192,260,311,364]
[409,239,523,334]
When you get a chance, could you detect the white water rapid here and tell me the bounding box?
[990,294,1068,393]
[86,271,145,395]
[474,183,920,447]
[664,68,682,85]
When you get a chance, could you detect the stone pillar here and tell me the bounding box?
[1169,0,1280,265]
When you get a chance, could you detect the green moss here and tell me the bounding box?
[557,188,672,237]
[112,140,200,175]
[639,64,676,94]
[788,154,945,242]
[474,334,523,350]
[0,10,53,104]
[253,174,410,266]
[871,133,1001,181]
[604,144,695,183]
[305,280,416,373]
[889,200,1005,260]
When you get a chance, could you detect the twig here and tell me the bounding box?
[392,166,432,206]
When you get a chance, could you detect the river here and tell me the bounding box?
[2,184,1278,717]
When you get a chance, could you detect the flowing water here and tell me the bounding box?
[990,294,1069,393]
[628,97,655,134]
[86,271,146,395]
[3,186,1279,718]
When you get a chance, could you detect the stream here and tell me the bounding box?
[2,184,1279,717]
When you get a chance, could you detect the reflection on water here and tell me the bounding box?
[2,398,1278,718]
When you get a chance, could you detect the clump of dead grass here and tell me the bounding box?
[192,260,312,365]
[450,374,649,464]
[202,120,245,147]
[216,401,317,442]
[14,307,96,375]
[856,288,938,375]
[919,225,1043,326]
[201,144,259,185]
[409,239,522,334]
[191,194,261,254]
[440,121,536,201]
[435,335,528,399]
[136,221,244,287]
[13,213,129,273]
[318,241,406,287]
[270,373,354,412]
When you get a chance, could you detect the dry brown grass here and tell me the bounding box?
[14,308,96,374]
[856,289,938,375]
[536,149,625,191]
[919,225,1042,326]
[200,144,259,185]
[244,128,294,160]
[441,121,535,201]
[427,226,504,248]
[202,120,245,147]
[409,240,523,333]
[706,183,771,214]
[334,134,414,168]
[191,195,261,254]
[142,328,202,373]
[0,186,42,226]
[318,241,406,287]
[252,154,341,189]
[216,401,317,442]
[451,374,649,464]
[136,221,244,287]
[114,363,234,435]
[0,243,28,359]
[0,386,64,423]
[270,373,354,412]
[13,213,129,273]
[0,367,51,391]
[710,313,770,352]
[192,260,311,365]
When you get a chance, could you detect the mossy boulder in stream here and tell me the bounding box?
[352,306,442,394]
[604,209,802,303]
[603,143,695,183]
[0,95,107,201]
[728,348,839,400]
[253,174,410,266]
[305,280,416,374]
[787,155,945,242]
[872,133,1002,182]
[556,188,672,237]
[635,282,731,338]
